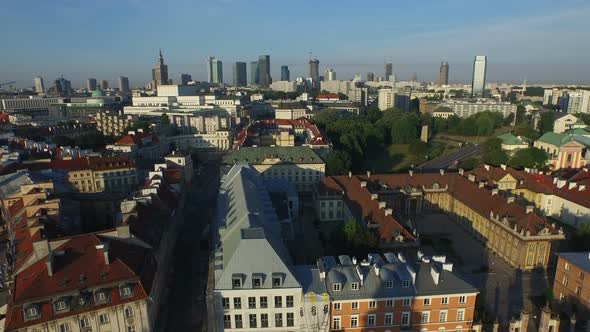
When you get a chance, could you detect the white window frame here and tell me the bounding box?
[401,312,411,326]
[440,310,448,322]
[333,302,341,311]
[403,298,411,307]
[25,307,38,317]
[351,282,359,290]
[459,295,467,304]
[350,315,359,328]
[441,296,449,305]
[421,311,430,323]
[368,314,376,326]
[385,280,394,288]
[385,312,393,325]
[424,298,431,306]
[99,313,110,324]
[79,317,90,328]
[386,299,394,307]
[457,309,465,321]
[56,301,67,311]
[368,300,376,308]
[333,316,341,329]
[59,323,71,332]
[125,306,135,318]
[351,301,359,310]
[333,283,341,291]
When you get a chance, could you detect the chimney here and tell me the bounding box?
[96,243,110,265]
[442,262,453,272]
[370,193,378,200]
[409,170,413,177]
[478,181,485,189]
[439,169,445,176]
[116,225,131,239]
[366,171,371,178]
[500,164,507,170]
[378,201,386,209]
[352,256,357,265]
[491,189,499,196]
[458,168,464,176]
[348,171,352,178]
[356,265,364,285]
[384,208,393,216]
[46,252,54,277]
[568,182,577,190]
[360,181,367,188]
[484,164,490,171]
[468,174,476,182]
[507,196,515,204]
[431,266,440,285]
[526,206,534,213]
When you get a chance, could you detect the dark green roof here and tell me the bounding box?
[497,133,526,145]
[224,146,324,165]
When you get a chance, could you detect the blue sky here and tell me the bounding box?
[1,0,589,88]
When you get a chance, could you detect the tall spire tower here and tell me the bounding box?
[152,49,169,89]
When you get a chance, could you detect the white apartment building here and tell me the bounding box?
[168,109,231,134]
[566,90,590,114]
[378,88,411,112]
[1,97,65,111]
[169,130,231,151]
[320,80,351,95]
[214,164,303,331]
[441,98,517,118]
[157,84,198,97]
[270,81,301,93]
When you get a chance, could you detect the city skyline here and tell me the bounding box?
[2,1,590,88]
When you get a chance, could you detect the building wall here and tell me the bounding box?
[254,163,325,192]
[553,255,590,317]
[169,131,231,151]
[68,167,137,193]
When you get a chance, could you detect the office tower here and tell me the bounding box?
[181,73,192,85]
[366,72,375,82]
[250,61,259,85]
[87,78,97,91]
[385,63,393,81]
[207,57,223,84]
[98,80,109,90]
[471,56,487,97]
[118,76,130,93]
[34,77,45,94]
[308,57,319,90]
[258,55,271,87]
[281,65,290,81]
[233,62,247,87]
[325,68,336,81]
[152,49,169,88]
[54,77,71,95]
[439,61,449,85]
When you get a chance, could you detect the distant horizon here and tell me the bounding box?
[2,0,590,88]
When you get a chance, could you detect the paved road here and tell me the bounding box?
[161,158,221,332]
[419,144,482,170]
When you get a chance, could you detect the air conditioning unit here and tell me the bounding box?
[126,316,135,325]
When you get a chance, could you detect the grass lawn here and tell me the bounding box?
[365,141,458,173]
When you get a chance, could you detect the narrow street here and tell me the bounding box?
[161,158,221,331]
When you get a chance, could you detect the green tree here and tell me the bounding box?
[514,123,538,141]
[342,219,361,243]
[391,117,418,144]
[540,112,555,134]
[366,106,382,123]
[325,150,352,175]
[408,140,428,157]
[481,138,509,166]
[459,157,480,171]
[161,113,170,125]
[508,147,548,169]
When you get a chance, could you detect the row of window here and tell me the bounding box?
[332,309,466,328]
[28,307,135,332]
[333,296,466,310]
[223,312,294,329]
[222,296,294,309]
[332,279,411,291]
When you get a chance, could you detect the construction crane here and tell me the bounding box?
[0,81,16,89]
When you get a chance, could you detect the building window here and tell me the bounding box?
[79,317,90,328]
[253,277,262,288]
[224,315,231,328]
[275,313,283,327]
[232,277,242,288]
[334,302,341,310]
[351,301,359,310]
[579,272,585,280]
[421,312,430,323]
[261,313,269,328]
[440,311,447,322]
[403,298,411,307]
[368,300,377,308]
[99,313,109,324]
[248,297,256,309]
[260,296,268,308]
[402,312,410,326]
[333,317,341,329]
[576,285,582,295]
[385,313,393,325]
[235,315,243,328]
[333,283,341,291]
[565,262,571,270]
[457,309,465,321]
[385,280,394,288]
[120,286,133,297]
[459,295,467,304]
[402,279,410,288]
[272,276,282,287]
[249,314,257,328]
[55,301,67,311]
[286,295,294,307]
[368,314,376,326]
[424,298,431,306]
[59,323,71,332]
[222,297,230,309]
[350,316,359,327]
[386,299,394,307]
[563,276,569,287]
[234,297,242,309]
[287,313,294,327]
[351,282,359,290]
[125,306,134,318]
[275,296,282,308]
[442,296,449,305]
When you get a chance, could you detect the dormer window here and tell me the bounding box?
[120,285,133,298]
[385,280,394,288]
[25,307,38,318]
[333,283,342,291]
[351,282,359,290]
[402,279,410,288]
[272,273,283,288]
[55,300,67,311]
[253,276,262,288]
[232,276,242,289]
[95,291,108,303]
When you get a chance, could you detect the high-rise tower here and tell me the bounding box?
[34,77,45,94]
[439,61,449,85]
[152,49,169,88]
[250,61,259,85]
[118,76,130,93]
[233,62,247,87]
[308,56,319,90]
[258,55,271,87]
[87,78,97,91]
[385,63,393,81]
[281,65,290,81]
[471,56,487,97]
[208,57,223,84]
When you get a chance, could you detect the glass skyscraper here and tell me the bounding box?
[208,57,223,84]
[250,61,259,85]
[258,55,271,87]
[233,62,247,86]
[281,65,290,81]
[471,56,487,97]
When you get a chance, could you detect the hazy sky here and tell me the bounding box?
[1,0,589,88]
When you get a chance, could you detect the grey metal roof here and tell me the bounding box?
[414,262,478,296]
[214,163,300,290]
[558,252,590,273]
[294,265,327,295]
[0,170,32,199]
